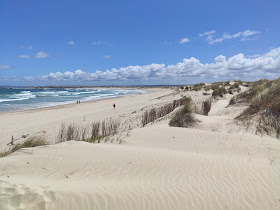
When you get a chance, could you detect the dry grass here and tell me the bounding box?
[169,101,198,127]
[0,136,47,158]
[142,97,192,126]
[231,78,280,138]
[229,82,239,89]
[212,87,227,97]
[57,118,120,143]
[202,99,212,116]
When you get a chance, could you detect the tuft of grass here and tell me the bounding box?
[212,87,227,97]
[191,83,205,91]
[202,99,212,116]
[204,86,211,91]
[232,78,280,138]
[229,83,239,89]
[0,136,47,158]
[141,97,192,126]
[169,101,198,127]
[57,118,120,143]
[211,84,220,90]
[224,81,230,86]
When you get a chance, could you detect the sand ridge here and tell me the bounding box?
[0,88,280,209]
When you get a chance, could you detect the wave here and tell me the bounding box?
[0,91,36,103]
[0,88,146,112]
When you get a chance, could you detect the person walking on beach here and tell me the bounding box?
[113,103,116,109]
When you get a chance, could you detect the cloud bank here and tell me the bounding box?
[25,47,280,84]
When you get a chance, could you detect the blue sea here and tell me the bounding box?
[0,88,145,113]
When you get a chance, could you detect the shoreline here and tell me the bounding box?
[0,86,279,209]
[0,87,151,115]
[0,88,171,152]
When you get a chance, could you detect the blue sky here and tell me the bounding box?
[0,0,280,86]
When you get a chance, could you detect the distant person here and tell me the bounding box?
[77,100,78,104]
[79,100,80,104]
[113,103,116,109]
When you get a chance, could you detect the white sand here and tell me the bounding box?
[0,88,280,210]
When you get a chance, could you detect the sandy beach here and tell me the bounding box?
[0,87,280,210]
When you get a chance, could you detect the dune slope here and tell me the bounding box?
[0,88,280,210]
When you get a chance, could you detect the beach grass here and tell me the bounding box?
[141,97,192,126]
[169,99,197,127]
[0,136,47,158]
[56,118,120,143]
[230,77,280,138]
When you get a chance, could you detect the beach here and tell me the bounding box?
[0,87,280,210]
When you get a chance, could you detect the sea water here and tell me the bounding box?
[0,88,145,113]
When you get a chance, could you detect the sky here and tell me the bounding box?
[0,0,280,86]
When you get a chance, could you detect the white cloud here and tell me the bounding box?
[180,38,190,44]
[32,47,280,84]
[0,65,13,69]
[34,51,49,59]
[104,55,111,59]
[91,41,103,45]
[199,30,216,37]
[24,76,35,81]
[18,54,31,59]
[200,29,260,44]
[67,41,75,45]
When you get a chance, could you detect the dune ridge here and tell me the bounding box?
[0,86,280,209]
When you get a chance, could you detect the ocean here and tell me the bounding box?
[0,88,145,113]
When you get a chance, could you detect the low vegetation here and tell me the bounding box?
[212,87,227,97]
[202,99,212,116]
[169,99,197,127]
[229,82,239,89]
[230,78,280,138]
[141,97,192,126]
[57,118,120,143]
[0,136,47,158]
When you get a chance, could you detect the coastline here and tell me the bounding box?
[0,87,149,114]
[0,87,171,152]
[1,86,279,209]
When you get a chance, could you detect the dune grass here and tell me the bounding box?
[169,99,198,127]
[141,97,192,126]
[0,136,47,158]
[56,118,120,143]
[230,78,280,138]
[202,99,212,116]
[212,87,227,97]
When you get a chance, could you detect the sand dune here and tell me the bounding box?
[0,88,280,209]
